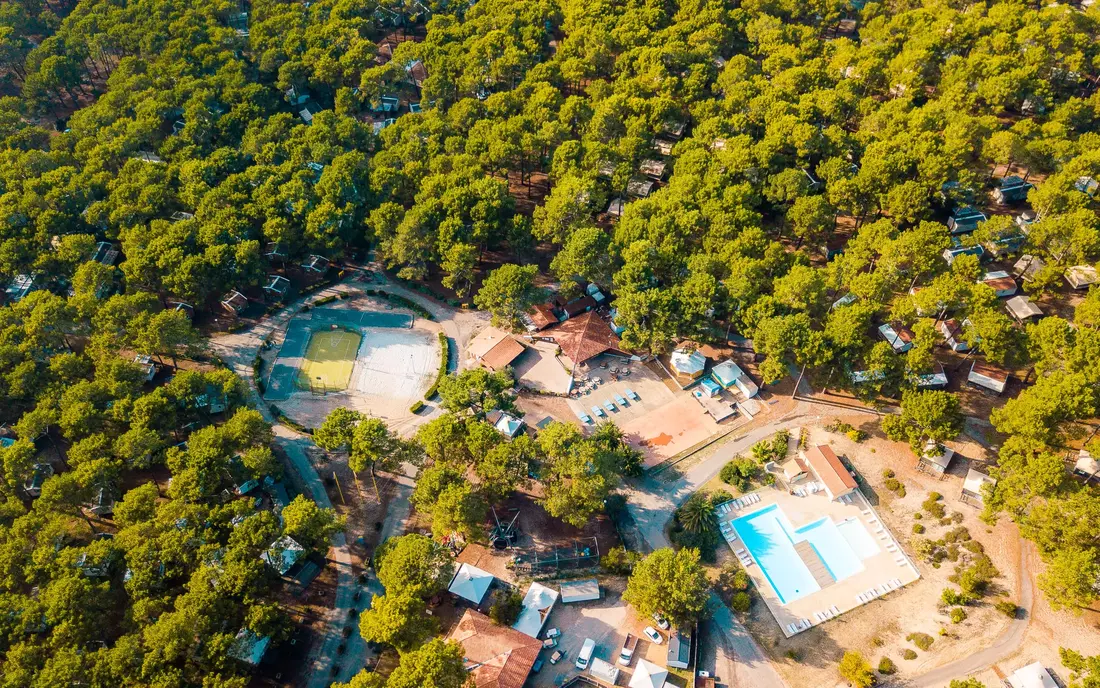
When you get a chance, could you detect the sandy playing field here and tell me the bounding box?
[297,329,362,391]
[348,327,437,400]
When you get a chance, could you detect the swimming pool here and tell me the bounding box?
[731,504,875,604]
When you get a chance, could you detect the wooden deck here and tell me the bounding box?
[794,540,836,589]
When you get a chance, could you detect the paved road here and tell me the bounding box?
[623,402,825,688]
[905,541,1034,688]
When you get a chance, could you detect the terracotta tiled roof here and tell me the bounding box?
[802,445,857,499]
[529,303,557,330]
[480,336,526,371]
[563,295,596,317]
[447,610,542,688]
[547,312,621,365]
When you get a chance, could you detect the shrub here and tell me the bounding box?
[913,512,923,520]
[962,540,985,554]
[912,523,926,534]
[785,649,800,661]
[878,657,897,674]
[902,649,917,660]
[950,607,967,624]
[995,600,1019,618]
[601,546,641,574]
[720,456,758,491]
[709,489,734,508]
[882,468,895,479]
[424,332,450,400]
[896,484,907,497]
[941,588,971,607]
[730,592,751,613]
[923,494,946,518]
[955,555,999,597]
[488,589,523,626]
[906,632,934,651]
[838,651,875,688]
[871,637,885,648]
[409,400,425,413]
[847,429,868,443]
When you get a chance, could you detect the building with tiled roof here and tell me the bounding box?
[543,311,624,366]
[447,609,542,688]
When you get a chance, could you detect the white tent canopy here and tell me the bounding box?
[629,659,670,688]
[512,582,559,638]
[670,348,706,376]
[448,563,494,604]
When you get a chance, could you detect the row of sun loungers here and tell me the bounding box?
[714,493,761,514]
[733,547,755,567]
[856,579,905,604]
[785,619,812,635]
[813,606,842,623]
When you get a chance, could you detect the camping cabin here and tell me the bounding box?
[960,468,996,507]
[967,362,1008,394]
[979,271,1017,297]
[1065,265,1098,290]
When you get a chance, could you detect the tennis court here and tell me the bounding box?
[297,329,362,392]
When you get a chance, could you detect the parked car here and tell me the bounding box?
[652,613,670,630]
[643,626,663,644]
[576,638,596,669]
[549,649,565,665]
[544,628,561,639]
[531,658,544,674]
[619,634,638,666]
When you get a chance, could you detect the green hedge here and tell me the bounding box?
[425,332,450,400]
[409,400,425,413]
[314,294,337,305]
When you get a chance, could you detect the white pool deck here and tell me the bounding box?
[715,486,920,638]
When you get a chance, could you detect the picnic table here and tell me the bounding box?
[592,405,605,417]
[603,400,615,412]
[625,388,639,400]
[579,413,592,424]
[614,393,627,406]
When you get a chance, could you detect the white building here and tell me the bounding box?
[448,563,494,605]
[512,582,558,638]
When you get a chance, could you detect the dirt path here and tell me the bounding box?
[904,542,1034,688]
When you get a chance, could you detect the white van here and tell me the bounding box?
[575,638,596,670]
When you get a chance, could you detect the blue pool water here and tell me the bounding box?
[731,504,875,604]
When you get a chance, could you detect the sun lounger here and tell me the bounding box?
[800,619,811,630]
[831,606,840,615]
[592,405,605,417]
[752,494,760,503]
[614,393,627,406]
[813,612,823,622]
[625,388,638,400]
[857,594,865,603]
[735,548,746,555]
[787,623,797,634]
[862,509,872,516]
[893,578,902,587]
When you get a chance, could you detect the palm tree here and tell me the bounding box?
[678,495,717,534]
